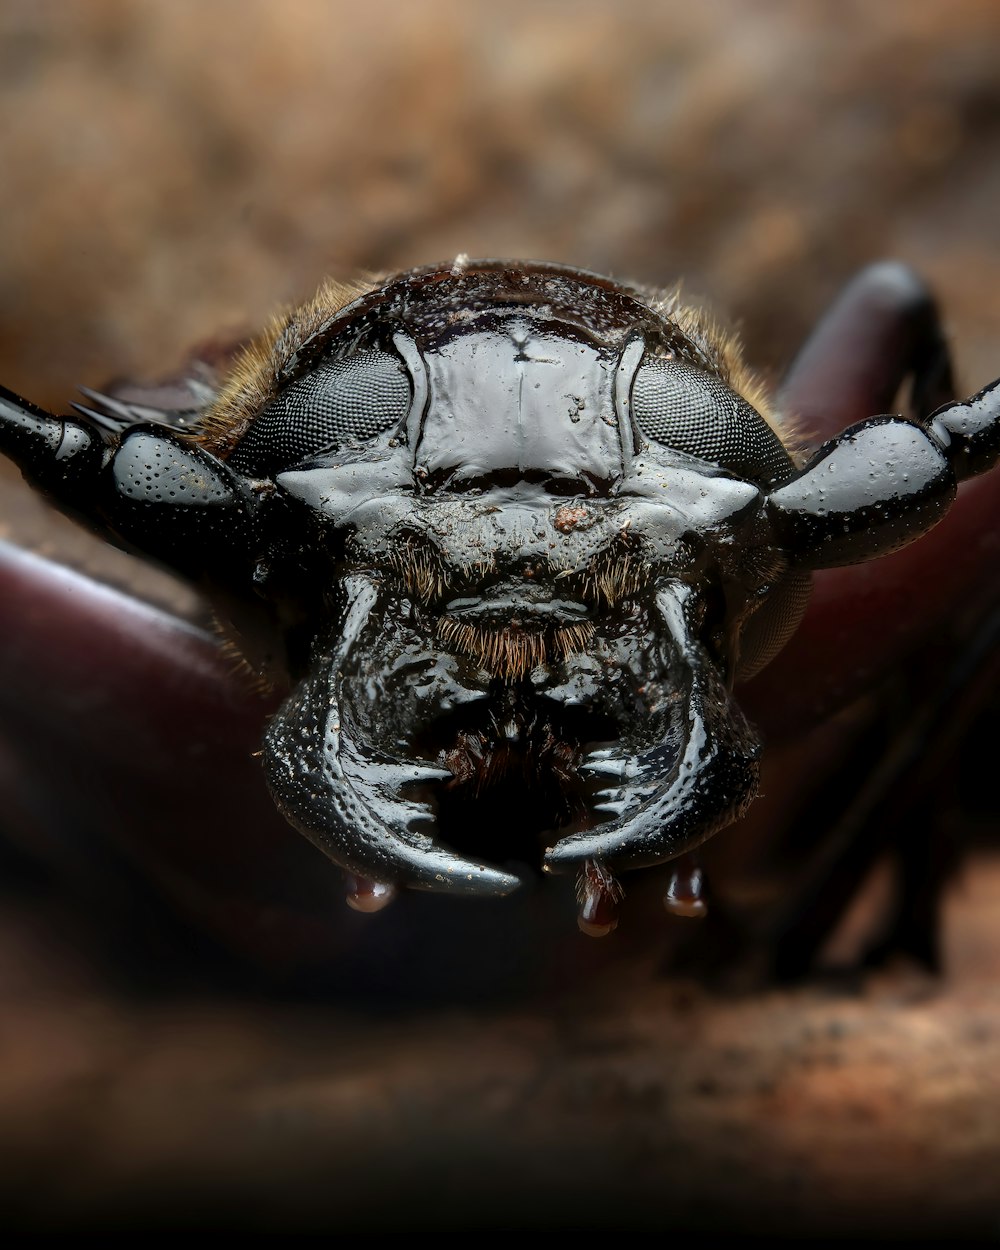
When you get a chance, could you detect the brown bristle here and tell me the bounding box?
[575,551,648,608]
[437,618,545,680]
[386,540,451,605]
[552,621,597,656]
[443,728,507,797]
[436,616,595,681]
[211,625,275,698]
[443,716,583,804]
[188,276,379,459]
[576,859,624,937]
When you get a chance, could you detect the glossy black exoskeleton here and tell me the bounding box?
[2,258,998,935]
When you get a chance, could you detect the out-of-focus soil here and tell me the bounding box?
[1,0,1000,1233]
[1,853,999,1234]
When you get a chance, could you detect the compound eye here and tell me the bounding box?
[631,357,793,486]
[229,348,411,475]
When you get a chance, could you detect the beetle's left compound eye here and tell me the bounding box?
[631,357,793,485]
[229,348,412,475]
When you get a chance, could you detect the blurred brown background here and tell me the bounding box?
[1,0,1000,1234]
[3,0,1000,402]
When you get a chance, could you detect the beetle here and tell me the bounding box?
[1,257,998,955]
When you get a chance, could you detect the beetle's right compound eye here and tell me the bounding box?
[631,357,794,486]
[229,348,411,475]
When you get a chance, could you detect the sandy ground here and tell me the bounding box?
[1,0,1000,1233]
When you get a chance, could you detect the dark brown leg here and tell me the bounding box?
[778,261,955,442]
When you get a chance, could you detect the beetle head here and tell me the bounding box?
[196,261,811,916]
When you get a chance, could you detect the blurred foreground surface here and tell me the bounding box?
[2,854,1000,1234]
